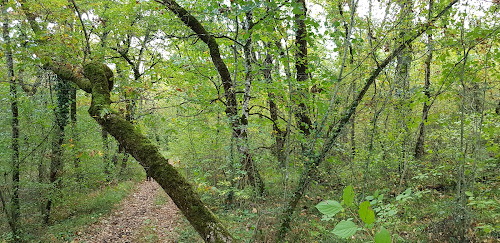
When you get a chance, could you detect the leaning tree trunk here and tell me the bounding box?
[51,61,233,242]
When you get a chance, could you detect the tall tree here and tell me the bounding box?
[45,76,71,224]
[157,0,265,195]
[1,0,21,239]
[294,0,313,136]
[414,0,434,159]
[394,0,413,188]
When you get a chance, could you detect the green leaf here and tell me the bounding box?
[316,200,342,217]
[358,201,375,225]
[343,185,355,207]
[241,32,250,40]
[375,226,391,243]
[332,220,358,238]
[292,7,303,15]
[99,108,110,118]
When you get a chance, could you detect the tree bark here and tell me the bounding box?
[294,0,313,136]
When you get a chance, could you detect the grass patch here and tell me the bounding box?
[154,190,167,206]
[174,217,203,243]
[39,180,139,242]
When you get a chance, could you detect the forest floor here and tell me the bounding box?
[74,180,181,243]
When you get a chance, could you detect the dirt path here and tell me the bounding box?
[75,180,181,243]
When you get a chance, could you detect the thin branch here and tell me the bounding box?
[68,0,91,60]
[213,35,245,47]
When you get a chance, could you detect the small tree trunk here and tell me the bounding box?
[119,95,135,175]
[120,144,129,175]
[395,0,413,188]
[264,45,286,168]
[496,100,500,115]
[102,129,111,178]
[45,77,70,224]
[350,87,356,159]
[237,11,265,195]
[70,87,82,180]
[294,0,313,136]
[45,118,65,224]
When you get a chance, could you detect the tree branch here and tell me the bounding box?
[68,0,91,60]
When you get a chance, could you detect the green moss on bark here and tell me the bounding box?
[82,62,233,242]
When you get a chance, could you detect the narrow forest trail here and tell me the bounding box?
[75,180,181,243]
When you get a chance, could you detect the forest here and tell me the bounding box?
[0,0,499,242]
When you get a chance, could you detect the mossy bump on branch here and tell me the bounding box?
[83,61,114,118]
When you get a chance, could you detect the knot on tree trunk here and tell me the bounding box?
[83,62,114,117]
[83,61,114,93]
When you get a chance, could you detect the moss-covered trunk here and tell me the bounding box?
[82,62,233,242]
[45,77,71,224]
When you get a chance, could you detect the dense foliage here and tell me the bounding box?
[1,0,499,242]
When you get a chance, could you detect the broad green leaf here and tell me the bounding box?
[292,7,303,15]
[316,200,342,217]
[343,185,355,207]
[332,220,358,238]
[358,201,375,225]
[396,188,412,201]
[375,226,391,243]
